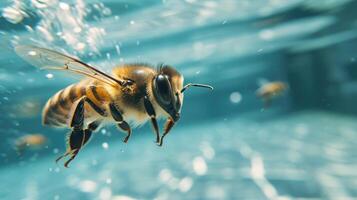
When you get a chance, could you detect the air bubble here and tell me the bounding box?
[59,2,70,11]
[178,177,193,192]
[158,169,172,182]
[53,148,59,154]
[2,6,24,24]
[102,8,112,16]
[46,73,53,79]
[28,51,37,56]
[99,187,112,200]
[73,27,82,33]
[78,180,97,193]
[115,44,121,55]
[102,142,109,150]
[229,92,242,104]
[192,157,207,175]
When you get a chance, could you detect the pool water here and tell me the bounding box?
[1,0,357,200]
[1,111,357,199]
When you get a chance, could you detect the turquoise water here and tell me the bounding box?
[2,111,357,199]
[1,0,357,199]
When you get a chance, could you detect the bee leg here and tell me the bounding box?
[144,96,160,144]
[82,120,101,146]
[63,127,94,168]
[62,120,101,167]
[55,97,86,167]
[64,149,79,168]
[109,103,132,143]
[63,121,99,168]
[56,130,84,167]
[159,118,175,147]
[67,100,103,158]
[55,151,71,163]
[85,96,107,116]
[57,97,104,167]
[119,122,132,143]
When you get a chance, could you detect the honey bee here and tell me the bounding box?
[15,45,213,167]
[256,81,287,108]
[15,134,47,154]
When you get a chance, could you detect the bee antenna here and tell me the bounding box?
[181,83,214,93]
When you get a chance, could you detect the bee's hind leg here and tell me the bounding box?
[144,96,160,144]
[61,120,100,168]
[57,97,103,167]
[55,97,86,167]
[109,103,132,143]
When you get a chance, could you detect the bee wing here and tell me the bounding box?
[15,45,123,87]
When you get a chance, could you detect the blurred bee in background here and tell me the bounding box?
[15,45,213,167]
[15,134,47,155]
[256,81,287,108]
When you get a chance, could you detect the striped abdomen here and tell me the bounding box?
[42,80,110,127]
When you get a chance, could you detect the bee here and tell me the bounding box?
[15,45,213,167]
[256,81,287,108]
[15,134,47,154]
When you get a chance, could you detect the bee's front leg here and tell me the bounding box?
[143,96,160,144]
[159,118,175,147]
[109,103,132,143]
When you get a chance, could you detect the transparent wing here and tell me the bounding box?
[15,45,123,87]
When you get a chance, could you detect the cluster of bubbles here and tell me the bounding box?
[155,141,215,199]
[65,176,136,200]
[2,0,27,24]
[2,0,112,55]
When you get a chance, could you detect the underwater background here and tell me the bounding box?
[1,0,357,199]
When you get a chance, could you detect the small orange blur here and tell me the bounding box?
[256,81,287,108]
[15,134,47,154]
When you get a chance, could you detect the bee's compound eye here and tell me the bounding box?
[155,74,172,104]
[175,92,181,110]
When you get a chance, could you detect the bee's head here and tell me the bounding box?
[152,64,213,122]
[152,65,183,122]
